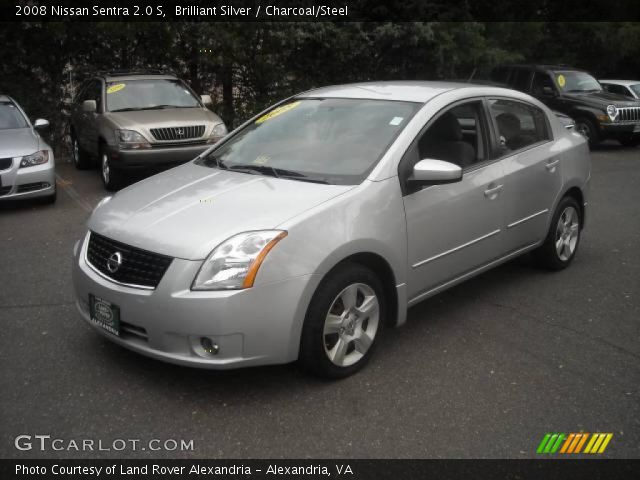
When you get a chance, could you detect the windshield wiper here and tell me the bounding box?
[229,164,329,184]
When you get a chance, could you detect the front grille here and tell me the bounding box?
[0,186,11,196]
[86,232,173,289]
[150,125,205,141]
[17,182,50,193]
[617,107,640,123]
[0,158,12,170]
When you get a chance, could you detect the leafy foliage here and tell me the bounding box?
[0,22,638,154]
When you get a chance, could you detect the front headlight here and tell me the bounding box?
[207,123,228,144]
[20,150,49,168]
[192,230,287,290]
[116,129,150,149]
[606,104,618,122]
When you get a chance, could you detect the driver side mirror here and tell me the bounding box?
[409,159,462,187]
[33,118,49,130]
[82,100,97,113]
[201,94,213,106]
[542,86,557,97]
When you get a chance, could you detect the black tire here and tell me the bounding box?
[71,132,92,170]
[534,196,582,271]
[299,263,386,379]
[575,117,600,147]
[100,148,123,191]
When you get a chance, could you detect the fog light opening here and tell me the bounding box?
[200,337,219,355]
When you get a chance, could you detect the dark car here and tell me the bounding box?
[69,71,227,190]
[491,64,640,147]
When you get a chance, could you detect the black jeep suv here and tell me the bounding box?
[491,64,640,147]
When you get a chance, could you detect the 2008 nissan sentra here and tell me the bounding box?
[72,82,590,378]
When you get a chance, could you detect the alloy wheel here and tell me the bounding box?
[72,139,80,166]
[555,206,580,261]
[323,283,379,367]
[101,153,110,185]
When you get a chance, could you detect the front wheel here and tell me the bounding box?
[100,150,123,191]
[575,118,600,147]
[71,133,91,170]
[534,196,582,270]
[299,264,386,378]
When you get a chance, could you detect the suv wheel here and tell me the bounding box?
[575,118,600,147]
[100,150,122,191]
[299,264,385,378]
[534,196,582,270]
[71,133,91,170]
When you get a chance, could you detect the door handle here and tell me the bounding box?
[545,159,560,171]
[484,184,503,198]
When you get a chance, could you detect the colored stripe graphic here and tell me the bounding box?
[537,433,613,454]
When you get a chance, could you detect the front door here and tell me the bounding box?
[400,100,507,302]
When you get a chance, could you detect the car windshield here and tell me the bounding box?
[630,84,640,97]
[554,71,602,93]
[196,98,420,185]
[0,101,28,129]
[106,79,201,112]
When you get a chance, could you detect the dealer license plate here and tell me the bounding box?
[89,294,121,336]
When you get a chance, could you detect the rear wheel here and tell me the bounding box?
[534,196,582,270]
[299,264,386,378]
[575,117,600,147]
[100,149,123,191]
[71,132,91,170]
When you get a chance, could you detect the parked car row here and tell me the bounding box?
[490,64,640,147]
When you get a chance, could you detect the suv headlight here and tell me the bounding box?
[606,105,618,122]
[207,123,228,144]
[20,150,49,168]
[117,129,150,149]
[192,230,287,290]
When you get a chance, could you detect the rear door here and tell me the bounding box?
[75,79,102,154]
[486,98,562,253]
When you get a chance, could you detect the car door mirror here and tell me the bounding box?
[82,100,97,113]
[542,86,557,97]
[409,159,462,186]
[201,94,213,106]
[33,118,49,130]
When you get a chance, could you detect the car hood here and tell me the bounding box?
[88,162,354,260]
[0,128,41,158]
[105,107,222,130]
[563,91,640,108]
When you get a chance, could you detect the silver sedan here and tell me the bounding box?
[72,82,590,378]
[0,95,56,203]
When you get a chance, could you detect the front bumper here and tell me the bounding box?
[599,121,640,137]
[0,159,55,201]
[72,234,316,369]
[108,142,210,170]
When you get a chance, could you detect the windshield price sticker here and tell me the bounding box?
[256,101,300,124]
[557,75,566,88]
[106,83,126,94]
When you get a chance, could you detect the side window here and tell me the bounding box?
[77,80,102,111]
[417,101,487,168]
[510,69,533,92]
[491,67,509,84]
[605,84,633,98]
[531,72,557,96]
[488,99,550,154]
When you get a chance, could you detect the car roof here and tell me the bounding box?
[298,81,510,103]
[102,74,178,82]
[600,79,639,85]
[498,64,587,73]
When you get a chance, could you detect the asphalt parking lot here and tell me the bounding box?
[1,144,638,459]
